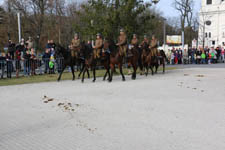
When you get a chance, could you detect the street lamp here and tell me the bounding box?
[91,19,94,46]
[162,18,167,51]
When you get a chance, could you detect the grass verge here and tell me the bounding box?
[0,67,177,86]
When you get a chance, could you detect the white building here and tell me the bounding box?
[198,0,225,47]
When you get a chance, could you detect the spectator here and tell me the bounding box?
[201,51,206,64]
[42,49,51,74]
[196,49,202,64]
[49,54,55,74]
[170,51,175,65]
[209,47,217,64]
[0,52,6,79]
[15,47,22,78]
[30,48,37,76]
[178,50,182,64]
[23,50,31,76]
[6,52,13,78]
[221,47,225,63]
[183,49,188,64]
[8,40,16,60]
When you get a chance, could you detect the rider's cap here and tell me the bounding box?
[120,28,125,32]
[96,33,101,36]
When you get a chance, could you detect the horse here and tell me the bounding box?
[126,46,139,80]
[154,50,167,74]
[141,42,154,76]
[104,38,125,82]
[54,44,76,81]
[80,42,110,83]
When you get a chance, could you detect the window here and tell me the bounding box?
[209,32,211,38]
[205,32,208,37]
[207,0,212,5]
[212,41,215,45]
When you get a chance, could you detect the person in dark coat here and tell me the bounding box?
[6,53,13,78]
[23,50,31,76]
[8,40,16,60]
[42,49,51,74]
[0,53,6,79]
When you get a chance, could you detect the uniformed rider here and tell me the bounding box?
[71,33,81,57]
[93,33,103,59]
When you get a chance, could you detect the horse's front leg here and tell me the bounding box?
[132,62,137,80]
[78,62,85,79]
[82,66,87,83]
[92,66,96,82]
[57,65,66,82]
[71,64,75,81]
[109,64,114,82]
[118,63,125,81]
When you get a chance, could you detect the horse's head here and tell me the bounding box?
[55,44,67,58]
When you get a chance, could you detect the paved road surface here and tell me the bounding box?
[0,66,225,150]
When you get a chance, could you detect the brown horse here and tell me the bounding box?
[127,46,139,80]
[81,42,110,83]
[104,38,125,82]
[141,42,154,76]
[154,50,167,74]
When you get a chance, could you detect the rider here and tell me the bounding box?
[116,29,127,57]
[131,34,139,49]
[149,35,158,57]
[141,35,149,49]
[71,33,81,57]
[93,33,103,59]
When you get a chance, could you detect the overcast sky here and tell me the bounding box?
[0,0,201,18]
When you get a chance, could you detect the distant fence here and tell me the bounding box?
[0,58,65,79]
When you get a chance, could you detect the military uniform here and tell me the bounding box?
[94,36,103,59]
[141,36,150,57]
[131,36,139,48]
[71,38,81,57]
[150,37,158,57]
[117,30,127,56]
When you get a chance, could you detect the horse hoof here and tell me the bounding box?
[81,80,84,83]
[122,78,126,81]
[92,80,96,82]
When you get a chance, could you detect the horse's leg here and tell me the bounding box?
[71,64,75,80]
[119,63,125,81]
[132,64,137,80]
[92,66,96,82]
[78,62,84,79]
[109,64,114,82]
[81,66,87,83]
[57,64,66,82]
[150,65,154,75]
[155,63,159,74]
[103,68,108,81]
[163,59,165,73]
[145,64,149,76]
[87,68,90,79]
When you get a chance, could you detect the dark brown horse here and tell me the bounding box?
[154,50,167,74]
[104,38,125,82]
[81,42,110,83]
[54,45,76,81]
[127,46,139,80]
[141,42,154,76]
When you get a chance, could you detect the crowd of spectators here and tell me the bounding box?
[0,38,57,79]
[167,46,225,65]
